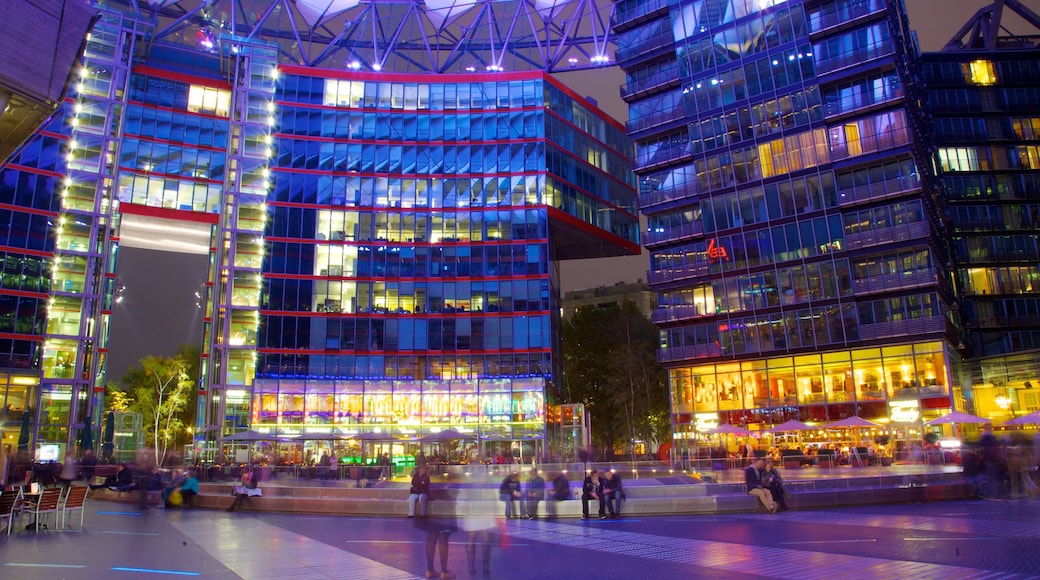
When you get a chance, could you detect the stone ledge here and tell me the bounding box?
[91,480,974,517]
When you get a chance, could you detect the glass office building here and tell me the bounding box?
[0,2,638,459]
[615,0,960,446]
[922,5,1040,424]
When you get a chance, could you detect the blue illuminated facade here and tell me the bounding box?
[616,0,961,445]
[0,5,639,458]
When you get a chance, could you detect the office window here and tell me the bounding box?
[187,85,231,116]
[963,59,998,86]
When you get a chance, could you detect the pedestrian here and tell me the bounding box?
[545,471,570,519]
[228,468,262,512]
[745,457,778,513]
[499,472,521,519]
[581,469,604,519]
[59,451,77,488]
[603,470,625,518]
[81,449,97,483]
[524,468,545,520]
[408,465,430,517]
[761,459,789,511]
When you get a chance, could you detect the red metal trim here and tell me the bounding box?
[133,65,232,90]
[278,64,543,84]
[0,288,49,300]
[118,203,221,225]
[0,245,53,259]
[546,206,641,255]
[0,202,59,218]
[0,332,43,342]
[1,163,64,179]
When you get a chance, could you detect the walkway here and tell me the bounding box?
[1,496,1038,578]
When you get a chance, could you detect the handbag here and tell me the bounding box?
[168,489,183,506]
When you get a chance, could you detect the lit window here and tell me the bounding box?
[964,59,997,86]
[187,85,231,116]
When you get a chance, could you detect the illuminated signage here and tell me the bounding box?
[707,239,729,263]
[889,400,920,423]
[695,412,719,432]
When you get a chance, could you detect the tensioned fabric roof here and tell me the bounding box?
[106,0,619,73]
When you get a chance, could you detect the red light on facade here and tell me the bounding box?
[707,239,729,263]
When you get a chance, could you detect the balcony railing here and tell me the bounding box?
[857,315,947,341]
[626,108,687,134]
[824,86,904,118]
[647,263,712,285]
[657,343,722,363]
[644,220,704,247]
[651,303,714,324]
[814,40,895,77]
[621,67,681,100]
[829,128,912,162]
[845,221,931,249]
[837,175,921,206]
[616,30,674,63]
[808,0,888,35]
[852,268,937,295]
[612,0,670,31]
[641,182,699,209]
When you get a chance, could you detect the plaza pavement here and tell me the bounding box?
[2,492,1039,579]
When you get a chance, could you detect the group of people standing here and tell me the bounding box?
[581,469,625,519]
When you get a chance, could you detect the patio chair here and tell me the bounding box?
[24,487,62,532]
[0,489,22,535]
[59,486,89,529]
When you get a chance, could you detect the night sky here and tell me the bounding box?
[105,0,1036,381]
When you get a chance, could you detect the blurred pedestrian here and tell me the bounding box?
[81,449,97,482]
[59,451,77,488]
[545,472,570,519]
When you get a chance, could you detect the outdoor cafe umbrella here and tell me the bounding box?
[288,432,343,441]
[1003,410,1040,426]
[708,424,752,436]
[16,408,31,451]
[419,428,478,442]
[220,430,283,442]
[826,416,882,429]
[924,411,990,426]
[102,411,115,462]
[768,419,815,433]
[78,414,94,454]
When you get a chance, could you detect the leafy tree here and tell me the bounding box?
[561,301,669,459]
[111,353,193,465]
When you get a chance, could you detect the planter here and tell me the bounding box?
[880,457,893,466]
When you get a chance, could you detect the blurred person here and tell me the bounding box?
[408,465,431,518]
[581,469,604,519]
[762,459,789,511]
[161,468,188,505]
[499,472,521,519]
[545,471,570,518]
[91,462,134,491]
[80,449,97,482]
[603,470,625,518]
[745,457,778,513]
[59,451,77,488]
[166,468,199,508]
[414,489,458,579]
[523,468,545,520]
[460,498,496,575]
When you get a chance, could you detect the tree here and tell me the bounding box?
[112,354,193,465]
[561,301,669,459]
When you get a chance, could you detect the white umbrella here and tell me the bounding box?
[1004,410,1040,426]
[826,416,883,429]
[924,411,990,426]
[419,428,478,442]
[768,419,815,433]
[708,424,752,436]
